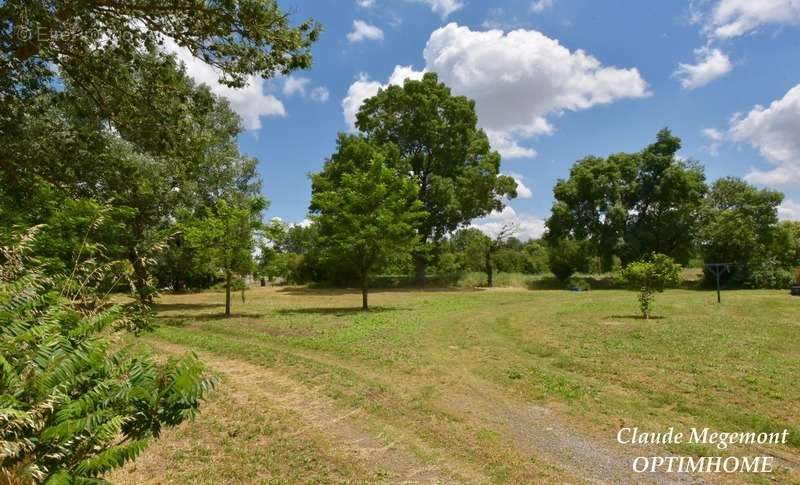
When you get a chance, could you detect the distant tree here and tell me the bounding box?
[356,73,517,283]
[548,239,590,282]
[521,239,551,274]
[483,225,518,287]
[449,228,488,272]
[618,253,681,319]
[696,177,789,286]
[256,219,292,284]
[777,221,800,267]
[185,195,266,317]
[310,136,426,310]
[546,129,707,269]
[494,248,529,274]
[446,225,517,286]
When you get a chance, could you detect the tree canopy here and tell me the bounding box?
[310,135,426,309]
[546,129,706,269]
[1,0,319,96]
[355,72,517,281]
[697,177,794,287]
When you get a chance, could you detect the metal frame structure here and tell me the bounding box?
[704,263,732,303]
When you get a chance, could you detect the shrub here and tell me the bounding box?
[0,235,216,483]
[745,260,794,289]
[796,267,800,286]
[567,276,590,291]
[618,253,681,319]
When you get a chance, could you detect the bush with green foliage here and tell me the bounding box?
[0,236,215,483]
[567,276,591,291]
[745,260,794,289]
[548,239,589,282]
[618,253,681,319]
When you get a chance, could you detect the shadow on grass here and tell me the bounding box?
[609,314,666,320]
[155,312,264,324]
[275,286,481,296]
[274,305,397,316]
[154,302,222,312]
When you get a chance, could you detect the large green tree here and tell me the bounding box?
[696,177,792,285]
[1,50,265,301]
[546,129,707,268]
[1,0,318,300]
[355,73,517,283]
[310,136,426,310]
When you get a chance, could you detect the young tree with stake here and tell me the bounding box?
[618,253,681,319]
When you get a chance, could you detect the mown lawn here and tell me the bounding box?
[115,285,799,484]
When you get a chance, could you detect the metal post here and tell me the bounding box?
[704,263,732,304]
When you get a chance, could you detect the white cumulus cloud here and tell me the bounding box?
[310,86,330,103]
[347,20,384,43]
[342,24,649,159]
[674,47,733,90]
[530,0,554,13]
[778,199,800,220]
[508,172,533,198]
[357,0,375,7]
[472,206,546,240]
[162,38,285,130]
[282,75,310,97]
[707,0,800,39]
[703,127,725,155]
[415,0,464,18]
[730,83,800,188]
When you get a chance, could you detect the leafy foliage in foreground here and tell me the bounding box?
[0,236,216,483]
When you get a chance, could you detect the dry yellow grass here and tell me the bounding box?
[111,286,800,484]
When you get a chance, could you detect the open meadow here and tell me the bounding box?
[111,285,800,484]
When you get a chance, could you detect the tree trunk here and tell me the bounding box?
[413,252,427,285]
[225,269,232,318]
[360,272,368,311]
[485,250,493,288]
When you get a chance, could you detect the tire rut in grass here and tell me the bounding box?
[149,340,452,484]
[209,336,704,485]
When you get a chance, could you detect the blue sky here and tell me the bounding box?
[171,0,800,238]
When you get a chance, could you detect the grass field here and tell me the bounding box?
[111,285,800,484]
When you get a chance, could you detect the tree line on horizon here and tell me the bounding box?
[5,65,798,313]
[260,96,800,302]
